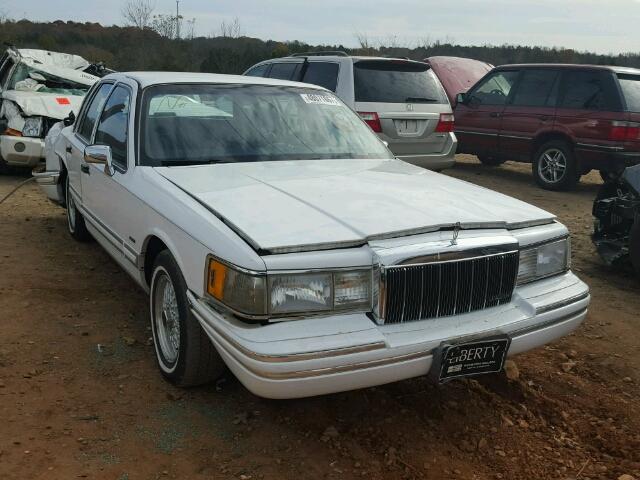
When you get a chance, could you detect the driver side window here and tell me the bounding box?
[94,85,131,170]
[468,71,519,106]
[77,83,113,142]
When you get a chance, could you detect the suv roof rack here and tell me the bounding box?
[289,51,349,58]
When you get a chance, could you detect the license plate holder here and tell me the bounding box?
[434,336,511,383]
[395,119,419,134]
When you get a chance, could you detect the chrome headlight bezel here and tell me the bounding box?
[204,255,372,320]
[517,237,571,285]
[22,116,43,138]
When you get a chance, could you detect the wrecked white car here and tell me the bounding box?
[0,47,109,172]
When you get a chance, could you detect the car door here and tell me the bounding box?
[454,70,519,156]
[554,69,623,169]
[499,69,560,161]
[65,82,114,205]
[80,83,134,265]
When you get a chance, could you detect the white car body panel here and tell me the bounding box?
[37,72,590,399]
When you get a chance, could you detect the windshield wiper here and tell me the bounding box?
[160,159,230,167]
[405,96,438,103]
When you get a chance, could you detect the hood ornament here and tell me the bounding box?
[450,222,461,246]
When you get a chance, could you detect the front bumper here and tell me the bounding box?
[189,271,589,399]
[0,135,45,167]
[32,168,63,204]
[394,132,457,171]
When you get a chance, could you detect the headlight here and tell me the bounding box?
[206,258,266,316]
[269,270,372,315]
[206,257,372,318]
[22,117,43,138]
[517,238,570,285]
[269,273,332,314]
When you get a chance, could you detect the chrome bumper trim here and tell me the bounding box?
[535,291,590,315]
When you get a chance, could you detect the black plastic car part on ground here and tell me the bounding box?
[592,164,640,275]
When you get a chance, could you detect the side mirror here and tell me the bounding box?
[455,93,466,106]
[63,111,75,127]
[84,144,115,176]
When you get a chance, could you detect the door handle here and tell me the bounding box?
[80,164,90,174]
[489,112,502,118]
[66,146,72,153]
[540,115,550,122]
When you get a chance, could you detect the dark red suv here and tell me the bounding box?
[454,64,640,190]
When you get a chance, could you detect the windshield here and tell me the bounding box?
[140,84,393,166]
[8,63,90,95]
[618,74,640,112]
[354,60,448,104]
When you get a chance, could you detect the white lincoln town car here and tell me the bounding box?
[36,72,590,399]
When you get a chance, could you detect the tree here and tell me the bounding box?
[219,17,242,38]
[122,0,155,30]
[151,13,178,39]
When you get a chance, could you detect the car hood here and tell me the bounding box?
[155,159,555,254]
[2,90,85,120]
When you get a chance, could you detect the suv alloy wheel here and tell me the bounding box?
[533,140,580,191]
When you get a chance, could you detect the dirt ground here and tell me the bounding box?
[0,155,639,480]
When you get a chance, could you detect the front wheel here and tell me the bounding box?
[65,175,91,241]
[532,141,579,191]
[150,250,225,387]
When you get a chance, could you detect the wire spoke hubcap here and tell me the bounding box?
[539,148,567,183]
[67,188,76,230]
[153,274,180,364]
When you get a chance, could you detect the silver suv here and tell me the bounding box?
[244,52,457,170]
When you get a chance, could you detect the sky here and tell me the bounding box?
[2,0,640,55]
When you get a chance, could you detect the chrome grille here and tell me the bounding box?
[382,251,519,324]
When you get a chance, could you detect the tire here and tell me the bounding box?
[477,155,505,166]
[150,250,225,387]
[65,175,91,241]
[630,220,640,278]
[532,140,579,191]
[0,155,10,175]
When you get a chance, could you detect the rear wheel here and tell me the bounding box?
[532,141,579,191]
[65,175,91,241]
[477,155,505,166]
[150,250,225,387]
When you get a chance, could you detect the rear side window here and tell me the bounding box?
[77,83,113,142]
[354,60,447,104]
[245,64,269,77]
[302,62,339,92]
[560,71,619,111]
[511,70,560,107]
[268,63,302,81]
[618,75,640,112]
[467,71,519,106]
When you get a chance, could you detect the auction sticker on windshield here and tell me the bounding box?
[300,93,341,106]
[435,336,511,382]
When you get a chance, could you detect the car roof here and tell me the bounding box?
[263,55,429,65]
[494,63,640,75]
[103,71,330,90]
